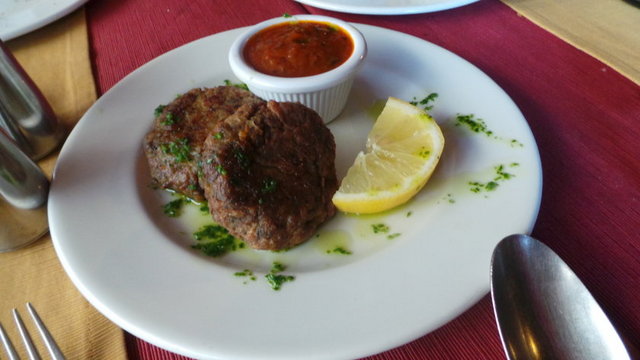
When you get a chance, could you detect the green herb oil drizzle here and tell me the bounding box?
[192,224,244,257]
[468,163,519,193]
[410,92,439,111]
[265,262,295,291]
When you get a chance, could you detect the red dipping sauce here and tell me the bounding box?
[243,21,354,78]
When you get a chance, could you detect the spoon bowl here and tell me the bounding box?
[490,234,631,360]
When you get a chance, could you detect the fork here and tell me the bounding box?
[0,303,65,360]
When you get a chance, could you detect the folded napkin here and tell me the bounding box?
[500,0,640,85]
[0,9,127,359]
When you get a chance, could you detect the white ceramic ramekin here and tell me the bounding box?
[228,15,367,123]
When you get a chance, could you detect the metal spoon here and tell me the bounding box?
[490,234,632,360]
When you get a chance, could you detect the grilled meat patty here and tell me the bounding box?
[201,100,338,250]
[143,86,262,201]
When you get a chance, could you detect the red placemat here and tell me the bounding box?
[86,0,640,359]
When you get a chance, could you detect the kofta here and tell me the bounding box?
[144,86,262,201]
[200,100,338,250]
[144,86,338,251]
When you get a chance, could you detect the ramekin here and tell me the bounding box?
[228,15,367,123]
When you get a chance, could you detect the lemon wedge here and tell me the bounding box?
[332,97,445,214]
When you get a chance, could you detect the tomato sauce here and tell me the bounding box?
[243,21,354,78]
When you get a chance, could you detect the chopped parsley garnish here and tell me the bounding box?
[265,262,295,291]
[372,223,390,234]
[495,164,515,181]
[161,112,178,126]
[199,203,210,214]
[213,132,224,140]
[454,114,525,149]
[232,263,296,289]
[235,269,257,282]
[469,181,487,193]
[223,79,249,90]
[387,233,401,240]
[510,139,524,148]
[234,149,250,169]
[160,138,191,162]
[417,146,431,159]
[192,224,243,257]
[162,198,184,217]
[271,262,286,273]
[445,193,456,204]
[469,179,499,193]
[265,273,295,291]
[235,269,253,277]
[283,13,293,18]
[326,247,352,255]
[154,104,166,118]
[261,178,278,193]
[215,164,227,175]
[455,114,493,136]
[485,181,499,191]
[406,211,413,217]
[410,92,438,111]
[469,163,517,193]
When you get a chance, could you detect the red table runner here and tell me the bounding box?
[86,0,640,358]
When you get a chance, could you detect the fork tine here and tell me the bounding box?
[26,303,65,360]
[13,308,41,360]
[0,321,20,360]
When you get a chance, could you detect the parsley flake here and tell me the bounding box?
[261,178,278,194]
[265,262,295,290]
[326,247,352,255]
[162,198,184,217]
[372,223,390,234]
[154,104,166,118]
[455,114,493,137]
[410,92,439,111]
[192,224,243,257]
[223,79,249,90]
[160,138,191,162]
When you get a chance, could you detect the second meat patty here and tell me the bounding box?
[201,100,338,250]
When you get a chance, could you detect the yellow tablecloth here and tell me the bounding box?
[0,9,127,360]
[500,0,640,85]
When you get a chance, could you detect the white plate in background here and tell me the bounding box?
[0,0,88,40]
[296,0,479,15]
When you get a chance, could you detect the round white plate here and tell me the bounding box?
[49,24,541,360]
[296,0,479,15]
[0,0,87,41]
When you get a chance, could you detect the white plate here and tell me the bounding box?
[296,0,479,15]
[49,24,541,360]
[0,0,87,41]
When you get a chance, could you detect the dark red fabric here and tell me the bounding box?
[86,0,640,358]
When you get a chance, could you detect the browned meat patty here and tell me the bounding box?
[200,100,338,250]
[143,86,262,201]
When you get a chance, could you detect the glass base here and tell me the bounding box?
[0,198,48,252]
